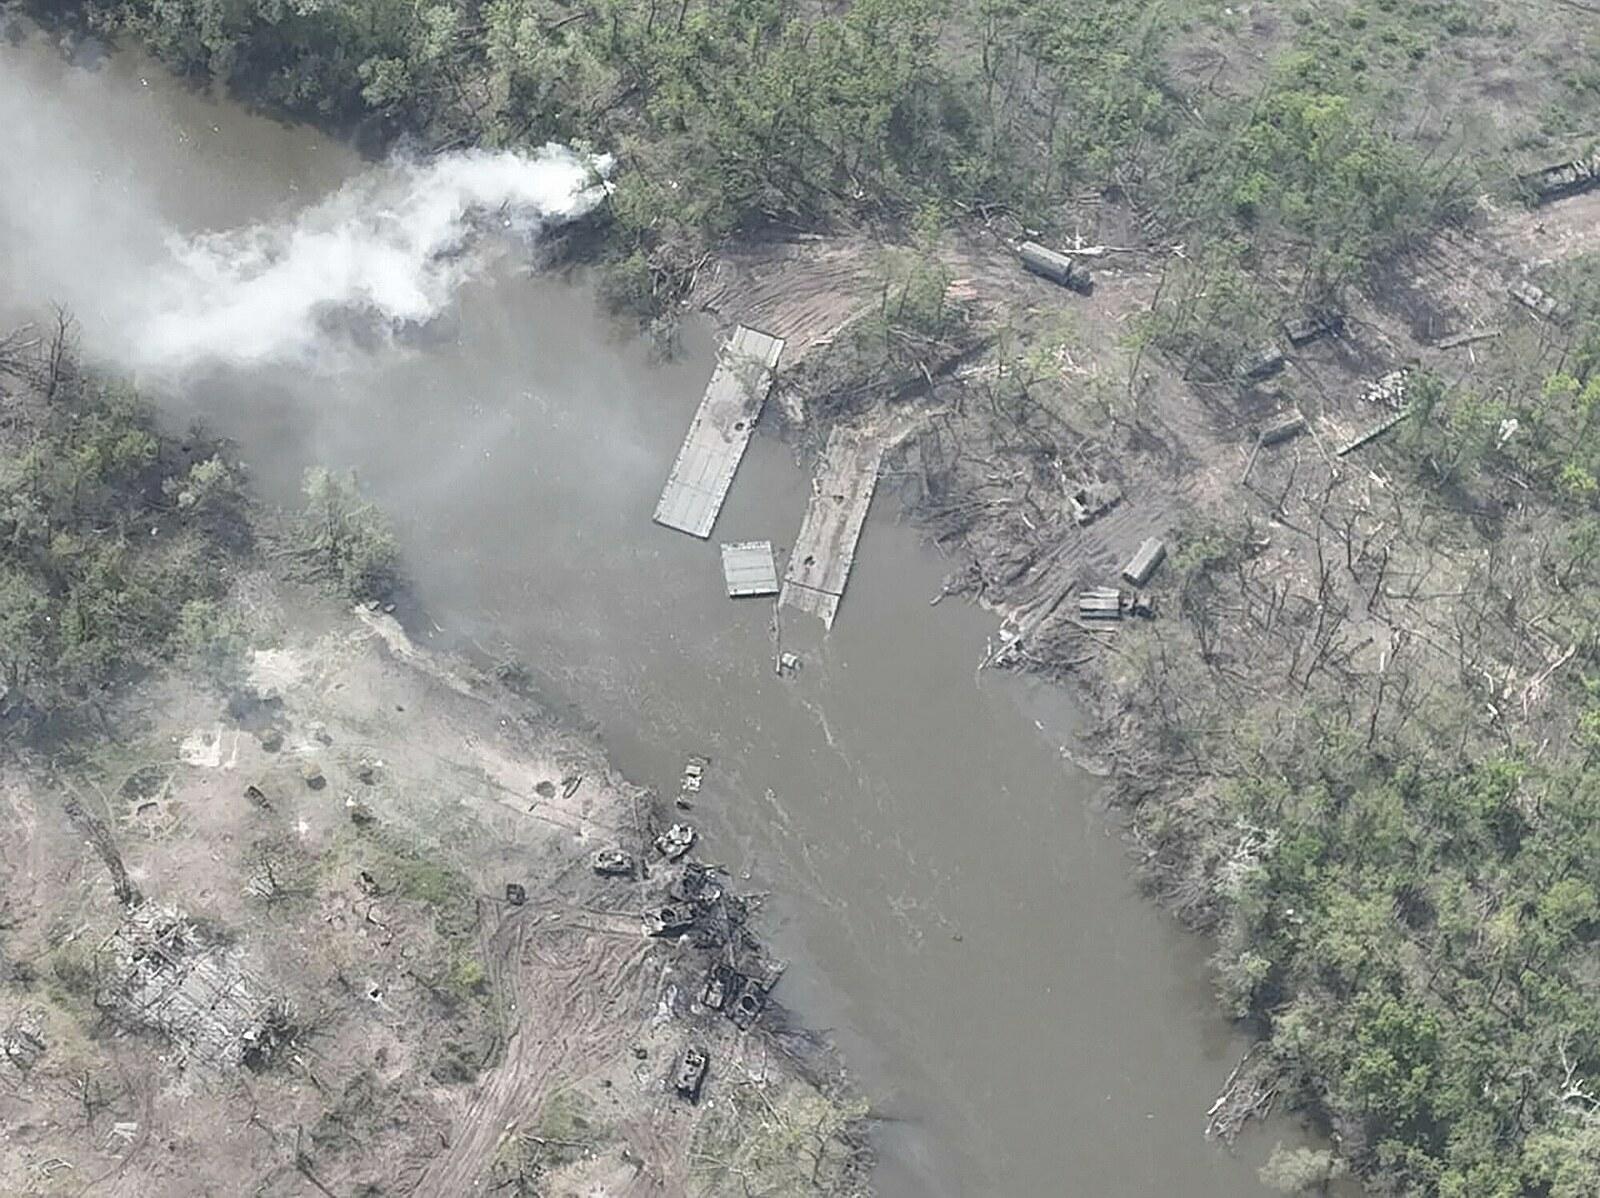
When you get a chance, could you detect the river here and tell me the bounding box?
[0,25,1324,1195]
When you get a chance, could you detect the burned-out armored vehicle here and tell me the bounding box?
[674,1045,709,1101]
[654,823,696,861]
[591,848,636,877]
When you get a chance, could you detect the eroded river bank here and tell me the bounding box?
[0,28,1322,1195]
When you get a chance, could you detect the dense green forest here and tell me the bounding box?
[19,1,1600,1194]
[40,0,1569,316]
[0,321,248,719]
[0,322,397,728]
[1115,277,1600,1192]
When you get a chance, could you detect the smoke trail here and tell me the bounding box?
[131,145,613,372]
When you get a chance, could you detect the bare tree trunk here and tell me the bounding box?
[45,305,76,402]
[64,796,142,909]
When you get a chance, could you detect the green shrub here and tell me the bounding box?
[293,467,401,604]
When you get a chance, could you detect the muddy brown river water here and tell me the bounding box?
[1,27,1337,1195]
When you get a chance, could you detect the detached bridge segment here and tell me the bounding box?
[654,325,785,538]
[780,427,883,629]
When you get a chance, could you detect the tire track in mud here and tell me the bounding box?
[691,238,872,359]
[410,906,658,1195]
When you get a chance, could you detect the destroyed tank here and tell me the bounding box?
[701,963,737,1011]
[1283,311,1343,347]
[729,984,767,1030]
[1239,344,1285,382]
[654,823,696,860]
[674,1045,709,1101]
[1519,151,1600,203]
[591,848,636,877]
[646,903,696,937]
[1509,280,1568,323]
[674,862,724,906]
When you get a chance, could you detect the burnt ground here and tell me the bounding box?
[0,580,867,1197]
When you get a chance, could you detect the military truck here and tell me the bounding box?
[1019,241,1093,295]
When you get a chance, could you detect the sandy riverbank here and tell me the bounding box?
[0,579,868,1196]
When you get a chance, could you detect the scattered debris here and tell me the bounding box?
[701,963,737,1011]
[1361,370,1410,409]
[2,1011,46,1075]
[673,1045,709,1101]
[720,540,780,597]
[654,823,697,861]
[1122,538,1167,587]
[96,905,294,1069]
[1260,414,1307,446]
[1336,409,1413,457]
[1018,240,1093,294]
[354,757,379,785]
[505,883,527,906]
[356,870,381,896]
[347,799,376,827]
[673,862,724,907]
[1077,587,1154,622]
[244,864,281,900]
[1509,279,1568,322]
[1240,344,1286,381]
[592,848,637,877]
[1205,1043,1280,1144]
[179,726,230,768]
[1067,479,1122,526]
[1433,328,1501,350]
[1078,587,1123,621]
[1241,414,1309,484]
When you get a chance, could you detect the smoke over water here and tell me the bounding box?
[133,146,613,372]
[0,41,614,379]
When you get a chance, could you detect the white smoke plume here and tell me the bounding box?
[133,145,613,371]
